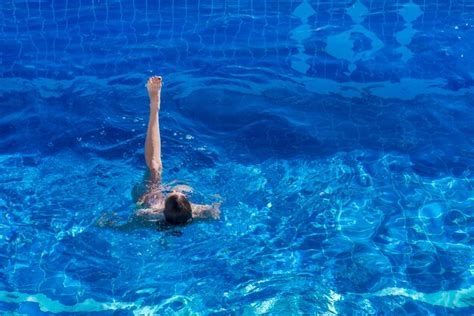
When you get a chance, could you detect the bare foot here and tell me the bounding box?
[146,76,162,110]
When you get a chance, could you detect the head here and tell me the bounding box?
[163,192,192,225]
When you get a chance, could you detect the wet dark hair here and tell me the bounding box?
[163,193,192,225]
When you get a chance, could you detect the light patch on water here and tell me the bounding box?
[0,290,137,313]
[371,285,474,309]
[395,46,413,63]
[399,1,423,23]
[293,0,315,21]
[326,25,384,75]
[244,284,257,294]
[325,1,383,74]
[395,1,423,62]
[290,0,315,73]
[419,202,445,219]
[336,201,383,240]
[135,288,155,295]
[0,290,193,315]
[346,0,368,24]
[252,297,277,314]
[396,26,417,46]
[326,290,342,314]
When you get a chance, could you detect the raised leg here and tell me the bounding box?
[145,76,163,183]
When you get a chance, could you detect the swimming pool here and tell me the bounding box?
[1,0,473,314]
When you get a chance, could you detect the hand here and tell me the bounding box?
[97,212,119,227]
[146,76,162,108]
[209,202,221,219]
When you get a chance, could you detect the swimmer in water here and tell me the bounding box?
[98,76,220,229]
[134,76,221,226]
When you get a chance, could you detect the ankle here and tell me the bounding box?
[150,99,159,105]
[149,90,160,101]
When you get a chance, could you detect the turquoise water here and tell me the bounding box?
[1,0,473,314]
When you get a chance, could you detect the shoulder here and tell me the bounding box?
[137,188,165,208]
[191,202,221,220]
[135,207,165,221]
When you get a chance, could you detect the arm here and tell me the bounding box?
[145,76,163,183]
[97,208,164,231]
[191,202,221,220]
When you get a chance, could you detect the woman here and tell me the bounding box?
[135,76,220,226]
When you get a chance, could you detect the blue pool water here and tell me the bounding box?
[1,0,474,314]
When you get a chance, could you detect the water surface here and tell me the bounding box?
[0,0,473,314]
